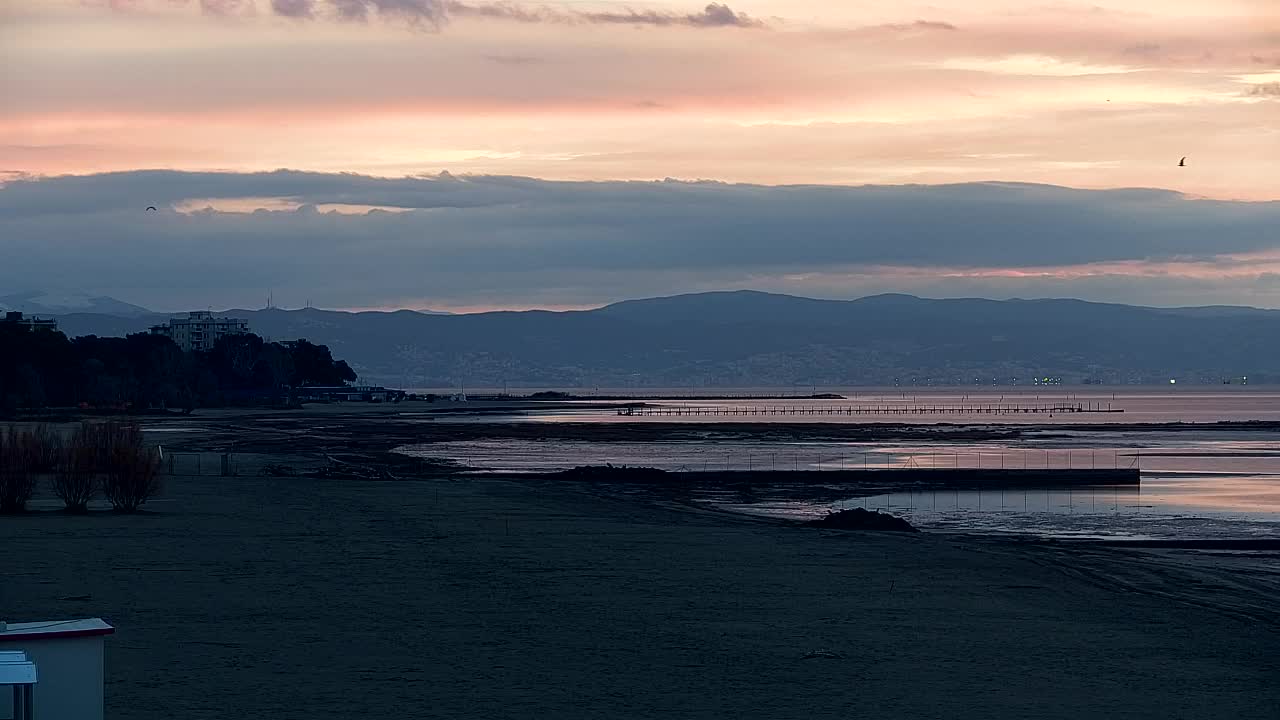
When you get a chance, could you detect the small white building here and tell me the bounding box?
[0,618,113,720]
[150,311,250,352]
[296,385,402,403]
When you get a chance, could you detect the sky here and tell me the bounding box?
[1,0,1278,312]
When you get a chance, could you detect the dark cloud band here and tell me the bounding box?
[170,0,762,29]
[2,170,1279,309]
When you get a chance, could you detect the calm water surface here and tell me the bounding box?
[399,412,1280,541]
[400,388,1280,540]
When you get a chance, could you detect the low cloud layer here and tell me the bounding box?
[157,0,762,28]
[2,171,1279,311]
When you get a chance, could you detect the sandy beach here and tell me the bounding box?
[3,426,1279,719]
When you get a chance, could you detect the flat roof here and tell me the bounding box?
[0,619,114,642]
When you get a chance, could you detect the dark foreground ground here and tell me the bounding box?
[3,468,1279,719]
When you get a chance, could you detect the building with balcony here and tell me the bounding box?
[1,311,58,332]
[150,311,250,352]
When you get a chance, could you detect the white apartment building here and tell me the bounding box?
[150,311,250,352]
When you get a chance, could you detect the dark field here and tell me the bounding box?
[3,457,1279,719]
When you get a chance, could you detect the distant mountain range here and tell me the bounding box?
[0,291,154,317]
[41,291,1280,387]
[1,292,454,319]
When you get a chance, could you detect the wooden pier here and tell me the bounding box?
[544,466,1141,489]
[617,402,1122,417]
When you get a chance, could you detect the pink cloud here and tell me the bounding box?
[93,0,764,28]
[5,1,1279,200]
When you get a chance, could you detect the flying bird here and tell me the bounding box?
[146,206,157,211]
[1178,157,1186,167]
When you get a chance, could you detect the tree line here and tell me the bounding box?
[0,326,356,413]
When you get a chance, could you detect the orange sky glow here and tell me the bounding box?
[3,0,1278,200]
[2,0,1279,312]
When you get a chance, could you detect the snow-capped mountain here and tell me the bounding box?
[0,291,154,317]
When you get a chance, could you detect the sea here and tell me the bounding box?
[398,387,1280,543]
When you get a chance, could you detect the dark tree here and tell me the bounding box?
[0,327,359,412]
[288,339,357,386]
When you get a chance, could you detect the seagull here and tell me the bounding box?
[1178,157,1186,167]
[146,206,157,211]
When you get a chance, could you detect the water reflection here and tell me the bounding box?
[399,436,1280,540]
[858,485,1141,516]
[718,481,1280,541]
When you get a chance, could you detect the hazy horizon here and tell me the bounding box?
[10,284,1280,317]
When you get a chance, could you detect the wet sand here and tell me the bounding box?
[3,460,1279,718]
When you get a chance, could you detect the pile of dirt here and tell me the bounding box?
[805,507,918,532]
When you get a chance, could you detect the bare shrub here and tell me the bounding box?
[27,424,62,473]
[0,426,39,514]
[99,424,162,513]
[54,424,99,513]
